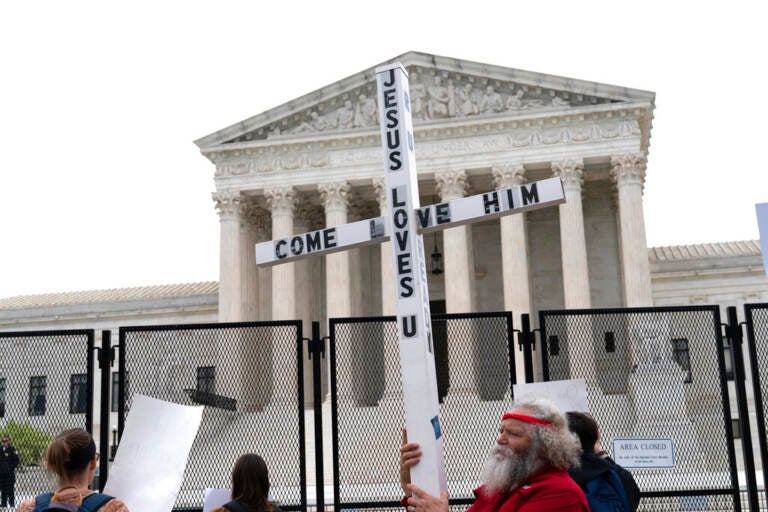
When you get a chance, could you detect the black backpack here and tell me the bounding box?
[32,492,114,512]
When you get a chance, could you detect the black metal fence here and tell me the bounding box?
[328,312,516,511]
[5,304,768,511]
[117,321,305,511]
[539,306,740,511]
[0,329,95,505]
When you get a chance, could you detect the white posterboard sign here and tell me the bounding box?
[756,203,768,277]
[512,378,589,413]
[612,438,675,468]
[203,489,232,512]
[104,394,204,512]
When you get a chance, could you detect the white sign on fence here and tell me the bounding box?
[512,378,589,412]
[612,437,675,468]
[104,394,204,512]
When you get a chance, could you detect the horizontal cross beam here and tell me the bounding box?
[255,176,564,266]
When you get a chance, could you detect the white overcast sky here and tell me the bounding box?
[1,1,766,298]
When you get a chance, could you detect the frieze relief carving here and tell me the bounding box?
[227,66,617,143]
[212,117,641,178]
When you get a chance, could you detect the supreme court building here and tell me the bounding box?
[198,51,656,332]
[2,53,767,462]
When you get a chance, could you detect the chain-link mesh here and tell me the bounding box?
[540,306,738,509]
[329,312,515,509]
[745,303,768,503]
[0,330,94,505]
[119,321,304,510]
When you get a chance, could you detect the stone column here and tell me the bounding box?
[265,186,298,321]
[611,153,653,307]
[552,159,591,309]
[373,178,396,316]
[264,186,298,408]
[552,159,596,380]
[319,181,352,319]
[239,201,261,322]
[493,164,532,384]
[250,207,272,322]
[213,190,243,323]
[435,170,477,395]
[241,204,272,411]
[435,170,476,313]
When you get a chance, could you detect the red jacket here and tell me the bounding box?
[467,467,589,512]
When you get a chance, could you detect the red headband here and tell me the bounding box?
[502,412,558,430]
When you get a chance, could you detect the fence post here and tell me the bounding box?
[98,329,113,492]
[309,321,325,511]
[519,314,535,383]
[726,306,759,511]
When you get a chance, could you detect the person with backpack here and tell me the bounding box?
[15,428,129,512]
[210,453,283,512]
[566,412,640,512]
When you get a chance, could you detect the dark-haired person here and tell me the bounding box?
[212,453,283,512]
[16,428,129,512]
[1,435,20,508]
[400,397,588,512]
[566,411,640,512]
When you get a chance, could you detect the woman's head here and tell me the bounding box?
[231,453,270,510]
[566,411,600,452]
[45,428,98,480]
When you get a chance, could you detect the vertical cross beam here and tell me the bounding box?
[377,63,447,496]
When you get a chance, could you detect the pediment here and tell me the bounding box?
[195,51,654,150]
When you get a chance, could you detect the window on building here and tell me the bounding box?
[196,366,215,395]
[69,374,88,414]
[28,376,47,416]
[722,338,735,381]
[111,371,129,412]
[0,378,6,418]
[671,338,692,383]
[731,418,741,439]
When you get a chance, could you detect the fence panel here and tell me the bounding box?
[329,312,515,510]
[744,303,768,504]
[118,321,305,511]
[539,306,739,511]
[0,329,95,505]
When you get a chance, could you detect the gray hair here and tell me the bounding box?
[508,396,581,470]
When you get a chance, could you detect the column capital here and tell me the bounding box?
[435,169,469,201]
[212,190,241,219]
[610,153,647,186]
[492,164,526,190]
[264,186,298,216]
[319,181,351,213]
[372,178,388,213]
[551,158,584,191]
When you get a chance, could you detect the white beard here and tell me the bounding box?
[479,443,541,495]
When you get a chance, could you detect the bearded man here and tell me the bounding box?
[400,398,588,512]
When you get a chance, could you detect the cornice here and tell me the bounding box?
[202,100,651,159]
[208,105,647,183]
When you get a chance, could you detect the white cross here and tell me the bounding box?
[255,63,565,496]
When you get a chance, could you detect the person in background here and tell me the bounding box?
[400,397,588,512]
[1,435,20,509]
[17,428,129,512]
[566,411,640,512]
[211,454,283,512]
